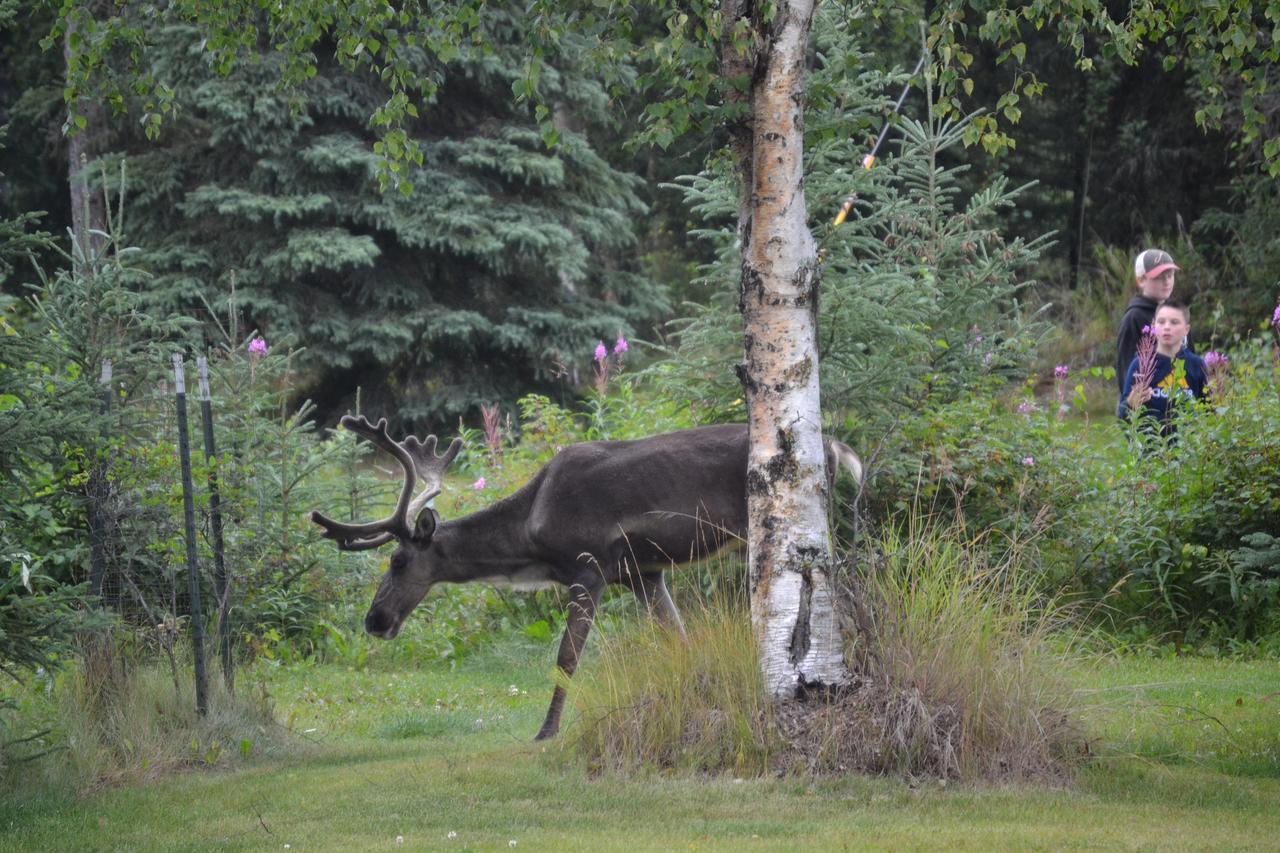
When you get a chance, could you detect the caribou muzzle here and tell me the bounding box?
[364,608,401,639]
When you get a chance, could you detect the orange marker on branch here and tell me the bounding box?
[832,53,927,227]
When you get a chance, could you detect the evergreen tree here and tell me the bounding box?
[103,10,667,430]
[652,19,1047,455]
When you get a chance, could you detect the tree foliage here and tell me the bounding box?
[0,218,103,679]
[648,20,1046,459]
[91,9,666,430]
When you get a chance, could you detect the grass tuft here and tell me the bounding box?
[853,519,1086,782]
[565,518,1085,783]
[565,603,777,776]
[2,635,282,795]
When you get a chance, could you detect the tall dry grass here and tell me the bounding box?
[565,598,777,776]
[3,634,281,794]
[566,518,1085,782]
[855,520,1083,781]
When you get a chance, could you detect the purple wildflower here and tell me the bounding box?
[594,341,608,363]
[613,335,629,355]
[1021,456,1035,467]
[472,477,486,490]
[1133,331,1159,392]
[1141,324,1153,336]
[1054,365,1069,380]
[1272,302,1280,327]
[1016,400,1034,415]
[1205,350,1230,396]
[248,337,268,356]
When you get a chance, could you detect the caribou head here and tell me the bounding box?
[308,415,461,640]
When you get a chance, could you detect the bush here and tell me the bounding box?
[875,334,1280,646]
[1070,343,1280,644]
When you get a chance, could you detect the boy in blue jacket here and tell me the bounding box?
[1119,300,1207,432]
[1116,248,1179,416]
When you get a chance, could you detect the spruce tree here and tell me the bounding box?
[653,19,1047,448]
[106,9,667,430]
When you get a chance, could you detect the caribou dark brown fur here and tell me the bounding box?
[311,419,862,740]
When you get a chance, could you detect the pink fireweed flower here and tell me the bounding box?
[472,477,486,490]
[247,337,268,356]
[1054,365,1069,380]
[1272,302,1280,327]
[1017,400,1035,415]
[1133,330,1159,391]
[613,335,629,355]
[1204,351,1230,397]
[1021,456,1035,467]
[594,341,608,363]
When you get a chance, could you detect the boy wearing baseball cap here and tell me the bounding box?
[1115,248,1180,410]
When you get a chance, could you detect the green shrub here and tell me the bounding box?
[876,335,1280,646]
[1070,344,1280,644]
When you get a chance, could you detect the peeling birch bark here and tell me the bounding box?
[728,0,851,697]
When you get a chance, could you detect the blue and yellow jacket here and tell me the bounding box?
[1118,348,1208,423]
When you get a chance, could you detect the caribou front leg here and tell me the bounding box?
[534,578,603,740]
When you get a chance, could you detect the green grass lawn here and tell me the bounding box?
[2,643,1278,850]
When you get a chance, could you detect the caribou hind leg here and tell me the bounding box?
[535,577,602,741]
[633,570,687,641]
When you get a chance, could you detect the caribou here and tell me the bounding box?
[309,416,862,739]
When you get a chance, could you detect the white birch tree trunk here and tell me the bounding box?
[725,0,851,697]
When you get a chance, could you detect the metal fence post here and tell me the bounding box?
[197,356,233,694]
[173,354,208,715]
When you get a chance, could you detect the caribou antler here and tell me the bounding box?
[309,415,461,550]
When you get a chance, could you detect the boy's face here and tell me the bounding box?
[1152,305,1190,352]
[1138,269,1176,300]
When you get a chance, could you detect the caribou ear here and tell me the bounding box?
[412,506,438,545]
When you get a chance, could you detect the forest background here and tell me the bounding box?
[1,0,1279,798]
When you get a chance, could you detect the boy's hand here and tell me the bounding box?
[1126,386,1153,410]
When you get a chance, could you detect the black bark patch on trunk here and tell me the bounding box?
[741,266,765,309]
[763,425,798,484]
[788,564,813,665]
